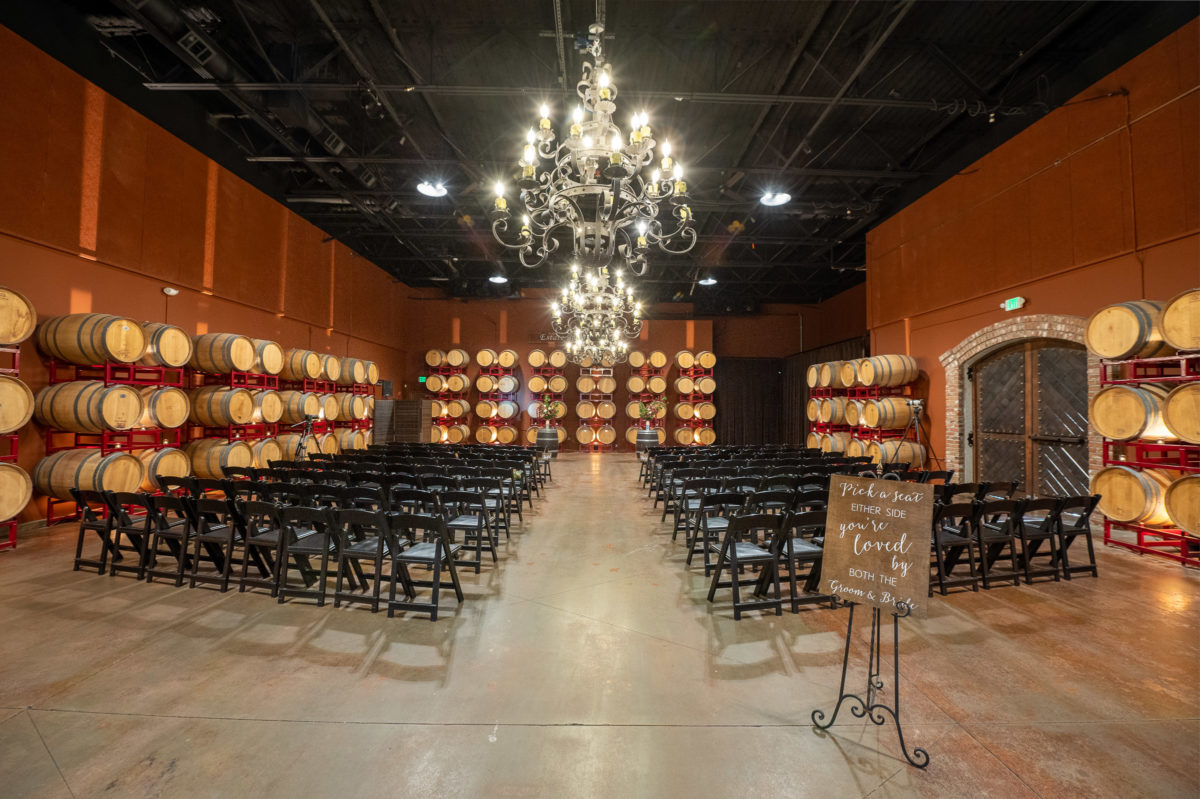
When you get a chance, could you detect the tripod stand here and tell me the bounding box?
[290,415,318,460]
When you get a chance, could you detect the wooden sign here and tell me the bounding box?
[822,475,934,618]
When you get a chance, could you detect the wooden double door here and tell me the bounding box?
[971,340,1089,497]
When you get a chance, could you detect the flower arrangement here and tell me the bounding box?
[636,399,664,425]
[537,397,563,426]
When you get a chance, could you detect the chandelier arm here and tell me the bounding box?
[655,226,698,255]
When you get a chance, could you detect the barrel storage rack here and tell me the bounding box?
[425,349,472,444]
[525,348,567,446]
[1096,351,1200,567]
[806,356,924,465]
[626,350,668,450]
[672,350,717,447]
[191,369,280,443]
[0,341,22,549]
[576,361,616,453]
[474,349,520,445]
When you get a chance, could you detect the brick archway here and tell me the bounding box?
[938,314,1101,481]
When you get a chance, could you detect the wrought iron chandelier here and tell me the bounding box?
[551,262,642,365]
[489,22,697,276]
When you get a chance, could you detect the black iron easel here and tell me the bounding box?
[812,597,930,769]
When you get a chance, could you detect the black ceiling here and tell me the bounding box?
[5,1,1195,307]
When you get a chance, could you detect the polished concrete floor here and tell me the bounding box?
[1,453,1197,798]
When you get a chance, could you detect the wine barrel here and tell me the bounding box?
[135,447,191,491]
[846,438,868,458]
[839,360,861,388]
[498,350,519,368]
[336,356,368,385]
[476,374,498,393]
[430,426,447,444]
[695,351,716,369]
[1086,300,1174,359]
[694,402,716,421]
[528,375,547,393]
[1164,475,1200,534]
[596,401,616,419]
[475,426,497,444]
[548,350,568,368]
[576,400,596,419]
[648,351,668,369]
[805,397,820,423]
[0,287,36,345]
[527,349,547,368]
[365,361,379,385]
[579,356,594,368]
[628,351,646,368]
[844,400,865,427]
[366,396,375,417]
[858,355,919,387]
[316,353,341,383]
[548,375,568,393]
[806,432,822,450]
[275,433,318,459]
[495,425,518,444]
[476,348,498,367]
[363,429,373,447]
[576,426,596,445]
[497,400,520,420]
[600,355,616,368]
[647,376,667,394]
[34,381,144,432]
[334,393,367,421]
[0,463,32,520]
[673,427,694,446]
[137,386,190,429]
[1162,383,1200,443]
[445,423,471,444]
[138,322,192,367]
[426,374,444,392]
[697,427,716,445]
[32,449,143,500]
[0,375,34,434]
[190,333,254,373]
[820,432,851,453]
[444,374,468,393]
[250,390,284,424]
[805,364,821,389]
[596,424,617,444]
[445,349,470,368]
[861,397,914,430]
[315,433,340,455]
[1091,466,1175,525]
[674,402,694,420]
[282,349,323,381]
[425,349,446,367]
[318,394,339,421]
[444,399,469,418]
[1160,288,1199,352]
[675,350,695,369]
[36,313,146,365]
[190,385,254,426]
[596,376,616,393]
[278,390,320,424]
[817,361,843,388]
[866,440,926,468]
[492,375,514,394]
[476,400,499,418]
[250,339,284,375]
[628,375,646,393]
[818,396,849,425]
[675,376,694,394]
[430,399,445,418]
[694,377,716,394]
[1090,384,1173,441]
[249,437,282,468]
[577,375,596,393]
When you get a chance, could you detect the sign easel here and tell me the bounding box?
[811,474,934,769]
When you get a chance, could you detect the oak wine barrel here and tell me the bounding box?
[250,389,284,424]
[596,424,617,444]
[528,375,547,393]
[806,432,822,450]
[819,432,851,453]
[445,424,471,444]
[425,374,444,392]
[596,376,617,394]
[694,376,716,394]
[317,353,341,383]
[674,402,694,420]
[1164,475,1200,534]
[36,313,146,364]
[695,351,716,369]
[475,426,497,444]
[476,374,498,393]
[527,349,547,368]
[430,399,445,418]
[805,364,821,388]
[818,396,849,425]
[32,449,143,500]
[444,374,468,393]
[1160,288,1199,352]
[315,433,340,455]
[1090,384,1173,441]
[573,426,594,445]
[858,355,919,387]
[696,427,716,445]
[0,463,32,520]
[1091,466,1175,526]
[579,356,594,368]
[866,440,926,468]
[135,447,191,491]
[278,390,321,424]
[476,400,499,418]
[318,394,339,421]
[1161,383,1200,443]
[839,360,861,388]
[444,399,469,418]
[844,400,865,427]
[1085,301,1173,359]
[276,433,318,459]
[0,375,34,434]
[190,333,255,373]
[647,376,667,394]
[576,400,596,419]
[577,375,596,393]
[476,348,498,367]
[497,400,520,419]
[675,376,695,394]
[817,361,843,388]
[249,437,282,468]
[190,385,254,426]
[0,286,36,345]
[628,351,646,368]
[694,402,716,421]
[627,375,646,393]
[138,386,190,429]
[548,350,568,368]
[495,425,518,444]
[425,349,446,367]
[445,349,470,368]
[673,427,694,446]
[675,350,695,369]
[138,322,192,367]
[548,375,569,393]
[365,361,380,385]
[860,397,914,430]
[281,349,322,380]
[648,351,668,369]
[846,438,868,458]
[498,349,519,368]
[250,339,284,375]
[336,356,368,385]
[596,400,616,419]
[34,381,144,432]
[334,392,368,420]
[430,426,447,444]
[497,375,520,394]
[805,397,821,423]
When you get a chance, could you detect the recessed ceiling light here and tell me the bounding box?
[698,277,717,286]
[417,181,447,197]
[761,191,791,206]
[489,275,509,284]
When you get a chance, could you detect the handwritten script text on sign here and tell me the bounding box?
[821,475,934,618]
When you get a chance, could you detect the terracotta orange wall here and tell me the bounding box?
[0,27,409,523]
[864,20,1200,466]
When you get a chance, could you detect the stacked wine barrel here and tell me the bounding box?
[474,349,521,445]
[425,348,473,444]
[524,347,568,446]
[623,350,670,447]
[805,354,926,466]
[0,287,36,528]
[1085,292,1200,544]
[670,349,717,447]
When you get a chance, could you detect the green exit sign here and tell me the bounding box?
[1002,296,1026,311]
[418,375,427,383]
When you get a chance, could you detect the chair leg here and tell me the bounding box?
[728,551,743,621]
[333,553,347,608]
[428,557,443,622]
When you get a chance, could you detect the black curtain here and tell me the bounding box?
[781,336,870,447]
[713,358,784,445]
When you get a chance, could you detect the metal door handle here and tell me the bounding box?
[1028,434,1085,445]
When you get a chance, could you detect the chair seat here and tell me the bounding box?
[194,524,236,543]
[701,517,730,531]
[344,537,387,556]
[708,540,773,561]
[396,541,462,562]
[788,539,823,557]
[286,534,335,556]
[447,514,485,529]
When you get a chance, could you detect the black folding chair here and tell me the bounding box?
[387,512,463,621]
[69,488,113,574]
[1017,497,1063,584]
[144,493,196,586]
[930,501,980,595]
[772,510,830,611]
[706,513,784,620]
[103,491,154,579]
[975,499,1026,589]
[1057,495,1101,579]
[277,506,341,606]
[334,508,393,612]
[236,500,286,596]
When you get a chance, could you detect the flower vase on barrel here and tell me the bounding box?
[535,398,562,458]
[636,400,664,456]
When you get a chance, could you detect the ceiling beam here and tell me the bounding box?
[264,160,924,180]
